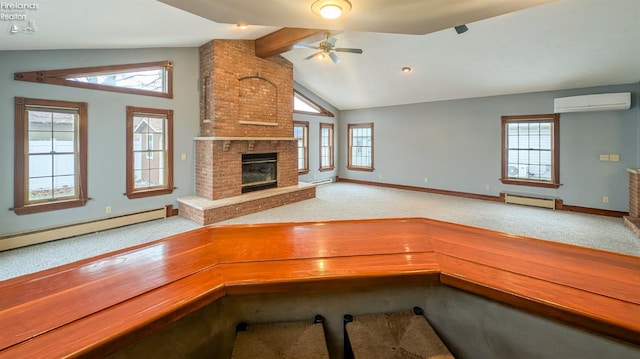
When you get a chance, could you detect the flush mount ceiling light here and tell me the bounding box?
[311,0,352,20]
[236,23,249,29]
[401,67,412,73]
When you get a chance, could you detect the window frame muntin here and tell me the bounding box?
[293,120,309,174]
[319,122,334,171]
[347,122,375,172]
[125,106,174,199]
[500,113,560,188]
[13,97,89,215]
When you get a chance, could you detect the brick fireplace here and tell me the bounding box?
[178,40,316,225]
[624,168,640,238]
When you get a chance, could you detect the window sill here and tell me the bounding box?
[12,198,89,215]
[126,188,174,199]
[347,166,375,172]
[319,167,334,172]
[500,178,561,189]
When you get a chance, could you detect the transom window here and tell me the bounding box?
[293,90,334,117]
[126,106,174,199]
[348,123,374,171]
[14,61,173,98]
[501,114,560,188]
[319,123,334,171]
[13,97,89,215]
[293,121,309,173]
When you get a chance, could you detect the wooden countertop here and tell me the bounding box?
[0,218,638,357]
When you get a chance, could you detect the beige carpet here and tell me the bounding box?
[1,182,638,281]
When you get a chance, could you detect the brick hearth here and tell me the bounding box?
[624,168,640,238]
[179,39,315,225]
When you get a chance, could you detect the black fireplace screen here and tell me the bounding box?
[241,153,277,193]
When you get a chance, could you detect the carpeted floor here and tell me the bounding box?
[1,182,638,281]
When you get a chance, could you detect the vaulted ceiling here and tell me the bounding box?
[2,0,639,110]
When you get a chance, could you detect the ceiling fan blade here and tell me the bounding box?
[328,52,340,64]
[303,51,324,60]
[293,44,320,50]
[334,48,363,54]
[326,37,338,47]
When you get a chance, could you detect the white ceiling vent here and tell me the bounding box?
[554,92,631,113]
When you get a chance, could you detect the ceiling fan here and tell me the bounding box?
[293,32,363,64]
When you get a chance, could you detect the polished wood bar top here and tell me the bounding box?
[0,218,638,357]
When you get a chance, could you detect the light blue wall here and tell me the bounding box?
[339,83,640,212]
[1,47,637,236]
[294,82,339,183]
[0,48,200,235]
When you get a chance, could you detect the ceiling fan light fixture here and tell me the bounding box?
[312,0,351,20]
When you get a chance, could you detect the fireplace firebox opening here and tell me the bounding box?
[242,153,277,193]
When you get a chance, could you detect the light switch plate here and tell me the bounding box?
[599,154,610,161]
[609,154,620,162]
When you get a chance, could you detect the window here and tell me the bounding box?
[293,90,334,117]
[293,121,309,173]
[13,97,88,215]
[501,114,560,188]
[319,123,334,171]
[348,123,374,171]
[126,106,174,199]
[14,61,173,98]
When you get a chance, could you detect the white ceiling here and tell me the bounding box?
[2,0,639,110]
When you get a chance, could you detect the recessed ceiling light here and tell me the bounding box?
[311,0,352,20]
[236,23,249,30]
[401,67,412,73]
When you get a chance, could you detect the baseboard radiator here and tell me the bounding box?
[0,208,167,251]
[311,177,334,185]
[504,193,557,210]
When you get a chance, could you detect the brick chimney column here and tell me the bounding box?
[629,169,640,218]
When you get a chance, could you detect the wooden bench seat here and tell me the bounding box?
[0,218,638,358]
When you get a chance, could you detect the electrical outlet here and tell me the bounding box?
[379,174,383,179]
[424,178,428,183]
[181,153,187,160]
[602,197,609,204]
[105,206,112,214]
[485,185,491,190]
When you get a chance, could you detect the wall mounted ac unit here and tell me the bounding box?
[553,92,631,113]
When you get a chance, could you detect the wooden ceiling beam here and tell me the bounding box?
[255,27,325,58]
